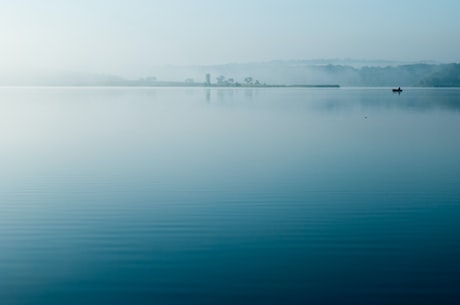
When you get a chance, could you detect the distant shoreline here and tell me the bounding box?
[0,83,341,88]
[104,83,341,88]
[2,62,459,87]
[3,82,455,88]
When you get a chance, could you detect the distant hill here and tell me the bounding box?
[139,61,460,87]
[1,61,459,87]
[418,63,460,87]
[191,62,460,87]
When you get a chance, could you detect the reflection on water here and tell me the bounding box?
[203,87,460,112]
[1,87,460,305]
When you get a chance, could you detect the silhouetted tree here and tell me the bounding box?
[244,77,253,85]
[216,75,226,85]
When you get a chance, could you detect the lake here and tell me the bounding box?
[1,87,460,305]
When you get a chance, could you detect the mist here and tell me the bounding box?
[1,0,459,81]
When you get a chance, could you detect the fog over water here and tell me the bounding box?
[1,0,459,79]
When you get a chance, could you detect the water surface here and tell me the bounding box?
[1,87,460,304]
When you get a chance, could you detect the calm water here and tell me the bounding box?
[1,87,460,305]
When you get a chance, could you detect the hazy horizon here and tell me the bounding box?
[1,0,460,77]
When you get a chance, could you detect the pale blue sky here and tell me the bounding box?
[1,0,459,75]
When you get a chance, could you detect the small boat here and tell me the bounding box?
[392,87,403,93]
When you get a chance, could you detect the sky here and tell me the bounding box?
[1,0,459,76]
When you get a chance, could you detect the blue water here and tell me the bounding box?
[1,87,460,304]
